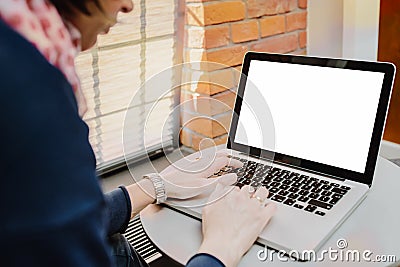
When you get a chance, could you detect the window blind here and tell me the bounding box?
[74,0,182,174]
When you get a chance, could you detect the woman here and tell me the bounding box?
[0,0,276,266]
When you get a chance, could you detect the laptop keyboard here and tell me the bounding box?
[214,157,352,216]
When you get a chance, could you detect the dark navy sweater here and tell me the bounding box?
[0,19,223,267]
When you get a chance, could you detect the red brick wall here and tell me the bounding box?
[181,0,308,150]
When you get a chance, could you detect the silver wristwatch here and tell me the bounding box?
[143,173,167,204]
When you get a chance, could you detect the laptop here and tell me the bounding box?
[166,52,395,260]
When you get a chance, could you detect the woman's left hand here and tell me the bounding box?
[160,149,243,200]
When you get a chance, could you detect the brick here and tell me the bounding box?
[187,26,230,49]
[293,49,307,55]
[180,88,235,116]
[214,134,229,146]
[298,0,308,9]
[231,20,259,43]
[180,128,192,147]
[247,0,276,18]
[192,134,229,150]
[186,0,214,2]
[184,46,247,71]
[181,68,235,95]
[206,45,248,68]
[186,4,204,26]
[299,31,307,48]
[205,26,230,48]
[204,1,245,25]
[248,0,296,18]
[181,111,232,138]
[283,0,298,12]
[286,12,307,32]
[191,134,211,150]
[213,90,236,111]
[181,112,210,136]
[260,15,285,37]
[186,27,204,48]
[186,1,245,26]
[250,33,298,53]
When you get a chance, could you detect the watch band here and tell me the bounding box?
[143,173,167,204]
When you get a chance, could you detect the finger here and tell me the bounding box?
[215,149,230,157]
[253,186,269,199]
[198,173,237,191]
[261,202,277,219]
[207,183,234,202]
[216,150,243,167]
[240,184,256,197]
[203,157,243,177]
[215,173,238,186]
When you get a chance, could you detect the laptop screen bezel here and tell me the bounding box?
[227,52,395,186]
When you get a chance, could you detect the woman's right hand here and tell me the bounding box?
[198,184,277,267]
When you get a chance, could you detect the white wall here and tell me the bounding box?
[308,0,343,58]
[308,0,380,61]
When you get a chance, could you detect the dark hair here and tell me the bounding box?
[48,0,102,16]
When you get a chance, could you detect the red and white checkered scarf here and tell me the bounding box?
[0,0,87,116]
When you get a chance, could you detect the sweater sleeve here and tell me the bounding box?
[186,253,225,267]
[104,186,132,235]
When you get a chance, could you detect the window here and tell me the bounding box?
[75,0,183,174]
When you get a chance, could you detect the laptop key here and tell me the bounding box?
[283,199,296,206]
[294,204,304,209]
[302,185,312,190]
[298,190,309,196]
[278,190,289,196]
[267,193,274,199]
[305,205,317,212]
[332,193,343,199]
[311,187,322,193]
[269,187,279,193]
[309,193,319,199]
[319,196,330,202]
[331,188,348,195]
[321,185,332,191]
[282,179,292,185]
[308,199,333,210]
[270,182,280,187]
[292,182,301,187]
[321,190,332,196]
[311,182,322,188]
[288,193,299,199]
[340,185,351,190]
[271,195,286,202]
[298,196,309,202]
[288,187,299,193]
[329,199,338,205]
[279,184,289,190]
[331,183,340,187]
[315,211,326,216]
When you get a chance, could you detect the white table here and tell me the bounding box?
[141,156,400,266]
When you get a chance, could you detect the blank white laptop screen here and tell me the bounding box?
[234,60,385,173]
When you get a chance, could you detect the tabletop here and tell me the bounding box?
[140,156,400,266]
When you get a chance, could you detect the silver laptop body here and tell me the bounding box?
[166,52,395,261]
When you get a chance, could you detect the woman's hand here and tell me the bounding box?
[198,184,277,267]
[160,149,243,200]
